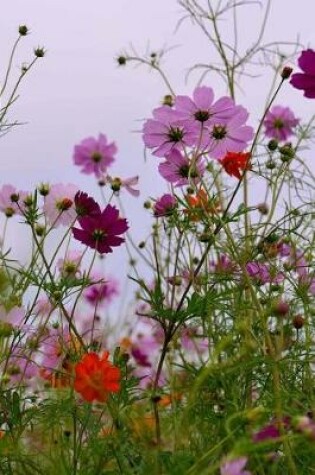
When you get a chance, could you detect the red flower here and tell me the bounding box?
[72,204,128,254]
[220,151,251,179]
[74,352,120,402]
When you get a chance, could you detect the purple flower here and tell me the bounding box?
[290,49,315,99]
[264,105,299,141]
[106,175,140,197]
[246,262,284,285]
[158,149,205,187]
[253,417,291,443]
[143,106,197,157]
[201,107,254,159]
[83,273,119,306]
[43,183,78,227]
[73,133,117,177]
[153,194,177,217]
[72,204,128,254]
[220,457,251,475]
[175,86,237,126]
[57,250,83,278]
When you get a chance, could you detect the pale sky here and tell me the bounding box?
[0,0,314,272]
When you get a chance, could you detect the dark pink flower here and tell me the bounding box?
[72,204,128,254]
[73,133,117,177]
[264,105,299,141]
[253,417,291,443]
[153,194,177,217]
[246,262,284,285]
[290,49,315,98]
[74,191,101,217]
[143,106,197,157]
[158,149,205,187]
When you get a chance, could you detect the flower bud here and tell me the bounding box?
[18,25,28,36]
[272,299,290,317]
[267,139,278,151]
[38,183,50,196]
[279,143,295,161]
[266,160,276,170]
[162,94,174,107]
[117,55,127,66]
[293,314,305,330]
[34,47,45,58]
[257,203,269,215]
[143,200,151,209]
[281,66,293,80]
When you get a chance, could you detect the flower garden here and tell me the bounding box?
[0,1,315,474]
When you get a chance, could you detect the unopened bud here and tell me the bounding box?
[267,139,278,151]
[281,66,293,80]
[293,314,305,330]
[34,47,45,58]
[18,25,28,36]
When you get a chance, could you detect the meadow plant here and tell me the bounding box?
[0,2,315,474]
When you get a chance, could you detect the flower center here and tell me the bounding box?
[167,126,184,143]
[92,229,106,241]
[56,198,73,212]
[212,125,227,140]
[91,152,103,163]
[194,110,210,122]
[273,118,284,129]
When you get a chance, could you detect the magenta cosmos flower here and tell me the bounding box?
[153,194,177,217]
[73,133,117,177]
[84,272,119,305]
[143,106,197,157]
[43,183,78,227]
[158,149,205,187]
[263,105,299,141]
[201,107,254,159]
[290,49,315,98]
[72,204,128,254]
[175,86,238,127]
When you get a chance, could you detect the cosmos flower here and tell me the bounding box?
[158,149,205,187]
[0,185,28,217]
[43,183,78,227]
[106,175,140,197]
[201,108,254,159]
[72,204,128,254]
[175,86,238,127]
[290,49,315,98]
[220,457,251,475]
[74,191,101,218]
[246,262,284,285]
[153,194,177,217]
[73,134,117,177]
[57,250,83,278]
[142,106,197,157]
[263,105,299,141]
[220,151,251,179]
[74,351,120,402]
[83,272,119,306]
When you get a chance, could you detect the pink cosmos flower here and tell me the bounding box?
[143,106,197,157]
[72,204,128,254]
[0,305,25,327]
[106,175,140,197]
[175,86,238,127]
[158,149,205,187]
[246,262,284,285]
[290,49,315,99]
[6,349,37,384]
[83,272,119,306]
[0,185,28,217]
[43,183,78,227]
[73,133,117,177]
[220,457,251,475]
[153,194,177,217]
[201,108,254,159]
[57,250,83,278]
[263,105,299,141]
[253,417,291,443]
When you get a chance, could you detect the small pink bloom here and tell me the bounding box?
[153,194,177,217]
[83,273,119,306]
[106,175,140,197]
[158,149,205,187]
[264,105,299,141]
[73,133,117,177]
[0,185,28,217]
[57,250,83,278]
[43,183,78,227]
[220,457,251,475]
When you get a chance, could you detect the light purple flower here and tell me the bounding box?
[106,175,140,197]
[83,272,119,306]
[57,250,83,278]
[290,49,315,99]
[220,457,251,475]
[175,86,238,127]
[43,183,79,227]
[201,107,254,159]
[143,106,198,157]
[0,185,28,217]
[246,262,284,285]
[264,105,299,141]
[73,133,117,177]
[0,305,25,327]
[158,149,205,187]
[153,194,177,217]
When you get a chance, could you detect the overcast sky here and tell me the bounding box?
[0,0,314,274]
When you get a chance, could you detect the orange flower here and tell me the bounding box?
[185,188,220,221]
[74,351,120,402]
[220,151,251,179]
